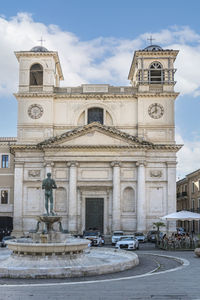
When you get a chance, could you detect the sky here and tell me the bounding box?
[0,0,200,179]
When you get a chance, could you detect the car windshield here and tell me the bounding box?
[84,231,99,236]
[113,232,123,236]
[134,233,144,236]
[120,237,134,241]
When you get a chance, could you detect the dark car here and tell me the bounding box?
[1,236,16,247]
[147,230,158,243]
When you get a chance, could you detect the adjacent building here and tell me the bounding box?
[1,44,181,237]
[177,169,200,233]
[0,138,16,234]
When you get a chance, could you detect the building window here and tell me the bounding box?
[1,155,9,168]
[192,199,195,211]
[192,182,195,193]
[149,61,163,84]
[30,63,43,86]
[88,107,103,124]
[1,190,8,204]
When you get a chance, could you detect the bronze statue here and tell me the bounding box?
[42,173,57,215]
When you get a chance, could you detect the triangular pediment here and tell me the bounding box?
[38,122,153,148]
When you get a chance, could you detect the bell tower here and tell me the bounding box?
[128,45,179,144]
[14,46,64,143]
[15,46,64,93]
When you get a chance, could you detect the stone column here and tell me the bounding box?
[111,162,121,231]
[166,161,177,232]
[13,163,24,236]
[68,162,78,233]
[136,161,146,232]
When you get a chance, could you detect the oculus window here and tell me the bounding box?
[30,63,43,86]
[88,107,103,124]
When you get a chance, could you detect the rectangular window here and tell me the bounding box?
[192,182,195,193]
[1,155,9,168]
[192,199,195,211]
[1,190,8,204]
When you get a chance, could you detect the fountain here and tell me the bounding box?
[0,173,139,278]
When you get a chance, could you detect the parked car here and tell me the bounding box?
[134,232,147,243]
[111,231,124,245]
[115,236,139,250]
[1,236,16,247]
[83,230,103,246]
[147,230,158,242]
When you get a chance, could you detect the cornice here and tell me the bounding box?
[136,92,179,98]
[14,91,179,99]
[14,93,137,99]
[10,143,182,153]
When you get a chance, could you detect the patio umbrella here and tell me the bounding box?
[160,210,200,221]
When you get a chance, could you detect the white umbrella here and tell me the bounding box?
[160,210,200,221]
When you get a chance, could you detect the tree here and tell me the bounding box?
[153,222,166,246]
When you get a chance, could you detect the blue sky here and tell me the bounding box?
[0,0,200,178]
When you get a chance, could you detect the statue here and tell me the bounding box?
[42,173,57,215]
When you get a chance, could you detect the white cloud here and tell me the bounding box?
[1,14,200,97]
[176,132,200,179]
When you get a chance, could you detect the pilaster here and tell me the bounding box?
[136,161,146,232]
[111,161,121,231]
[67,162,78,233]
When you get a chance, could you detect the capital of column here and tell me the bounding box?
[111,161,121,167]
[43,162,54,167]
[14,162,24,168]
[165,161,177,167]
[136,160,147,167]
[67,161,79,167]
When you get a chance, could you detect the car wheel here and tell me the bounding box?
[137,244,139,250]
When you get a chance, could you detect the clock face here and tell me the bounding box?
[148,103,164,119]
[28,104,44,119]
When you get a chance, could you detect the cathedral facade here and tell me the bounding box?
[10,44,181,236]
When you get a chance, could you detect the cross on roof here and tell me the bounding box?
[38,36,45,47]
[147,35,155,45]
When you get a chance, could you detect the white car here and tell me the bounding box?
[115,236,139,250]
[111,231,124,245]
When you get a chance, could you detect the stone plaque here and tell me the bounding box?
[82,84,108,93]
[28,170,41,178]
[150,170,162,178]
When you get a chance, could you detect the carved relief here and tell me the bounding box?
[150,170,162,178]
[28,170,41,178]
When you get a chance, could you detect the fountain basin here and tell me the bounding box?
[0,248,139,278]
[6,239,89,256]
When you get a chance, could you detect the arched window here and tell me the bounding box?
[122,187,135,213]
[30,63,43,86]
[88,107,103,124]
[149,62,163,84]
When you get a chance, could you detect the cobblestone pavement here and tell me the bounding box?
[0,244,199,300]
